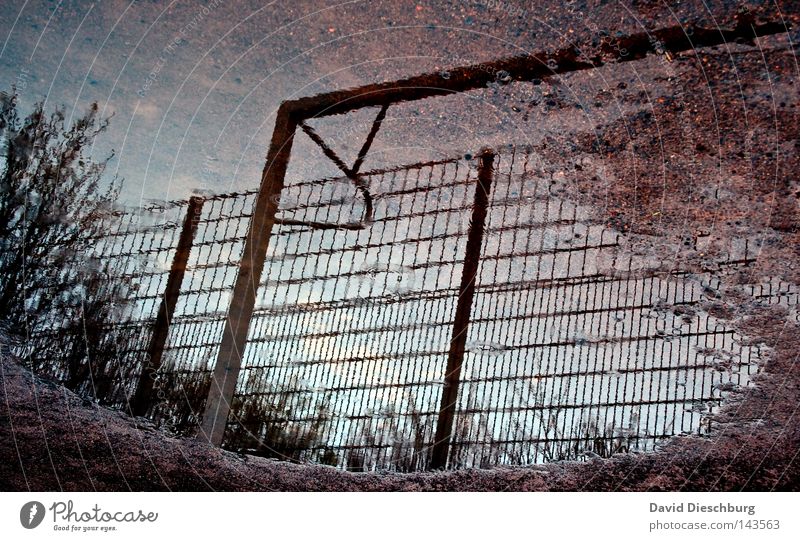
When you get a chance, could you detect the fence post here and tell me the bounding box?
[197,105,298,446]
[430,148,494,470]
[131,196,204,417]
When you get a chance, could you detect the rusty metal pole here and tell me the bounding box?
[430,149,494,470]
[130,196,204,417]
[197,105,298,445]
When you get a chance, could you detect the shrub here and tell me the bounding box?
[0,87,128,401]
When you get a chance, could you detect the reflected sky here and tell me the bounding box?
[0,0,761,203]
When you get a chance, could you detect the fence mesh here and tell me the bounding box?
[219,147,772,470]
[25,192,258,432]
[23,201,186,408]
[225,159,474,469]
[23,147,797,471]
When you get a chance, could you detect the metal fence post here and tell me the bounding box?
[131,196,204,417]
[430,149,494,470]
[197,105,298,445]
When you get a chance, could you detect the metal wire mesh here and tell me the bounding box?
[146,192,257,430]
[25,192,257,432]
[22,147,796,470]
[225,160,474,470]
[23,201,187,406]
[449,151,763,467]
[220,147,775,471]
